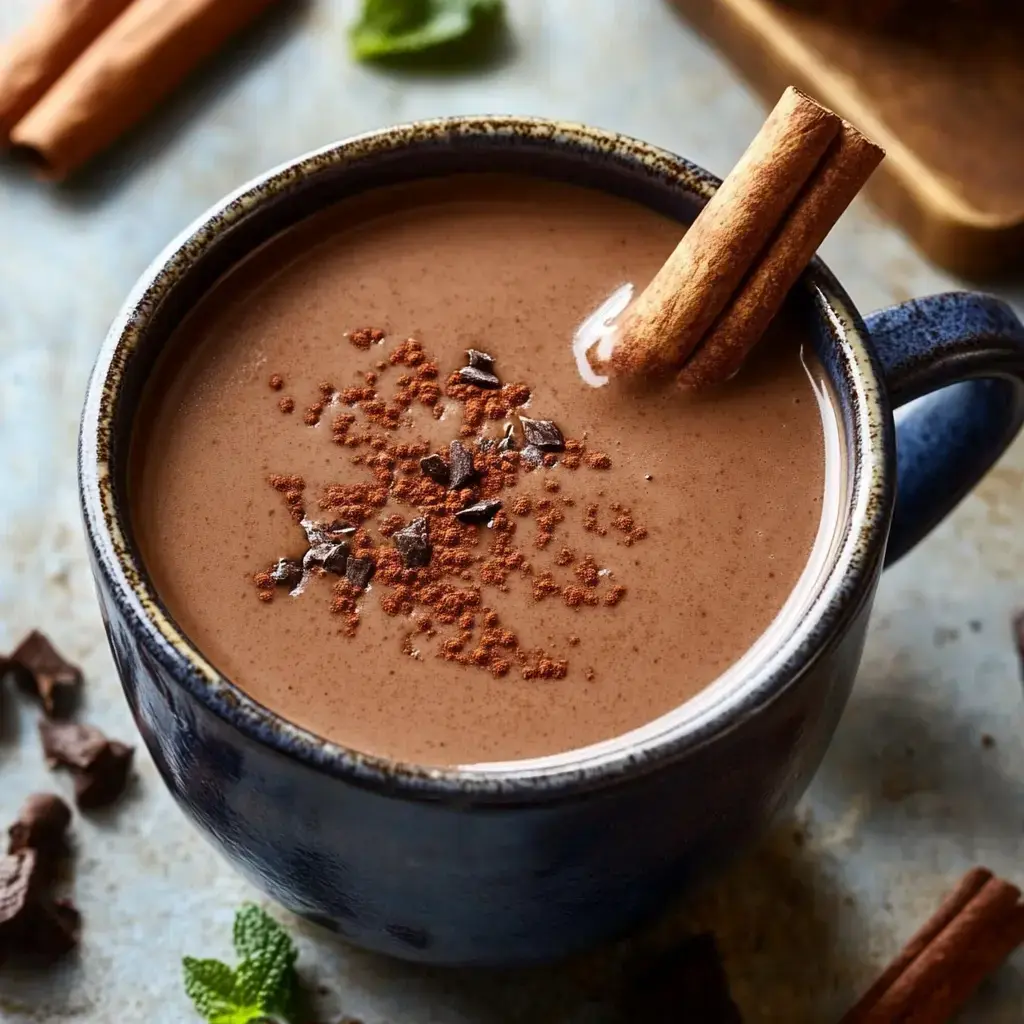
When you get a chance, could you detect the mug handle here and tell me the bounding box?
[864,292,1024,566]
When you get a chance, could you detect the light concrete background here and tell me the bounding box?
[0,1,1022,1020]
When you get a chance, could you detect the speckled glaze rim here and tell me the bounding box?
[79,116,894,803]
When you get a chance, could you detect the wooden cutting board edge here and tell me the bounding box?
[673,0,1024,278]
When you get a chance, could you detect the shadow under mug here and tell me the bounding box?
[78,117,1024,966]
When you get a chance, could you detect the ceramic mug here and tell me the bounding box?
[79,117,1024,966]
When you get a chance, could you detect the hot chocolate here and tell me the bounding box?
[130,174,832,767]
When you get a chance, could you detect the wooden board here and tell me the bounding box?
[671,0,1024,278]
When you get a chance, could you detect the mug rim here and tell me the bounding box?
[79,115,894,802]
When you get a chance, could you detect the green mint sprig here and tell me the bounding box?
[183,903,298,1024]
[350,0,505,59]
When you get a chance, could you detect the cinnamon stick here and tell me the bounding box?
[611,87,883,387]
[9,0,281,179]
[0,0,132,138]
[677,120,884,389]
[612,87,841,377]
[841,869,1024,1023]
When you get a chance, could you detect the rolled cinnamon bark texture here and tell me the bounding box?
[610,87,884,390]
[8,0,282,179]
[0,0,132,137]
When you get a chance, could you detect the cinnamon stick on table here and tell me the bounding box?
[611,87,883,389]
[9,0,281,180]
[841,867,1024,1023]
[0,0,132,137]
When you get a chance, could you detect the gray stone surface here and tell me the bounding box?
[1,0,1022,1020]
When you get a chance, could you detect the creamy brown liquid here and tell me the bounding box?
[132,175,829,767]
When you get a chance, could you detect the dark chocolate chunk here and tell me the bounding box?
[393,517,432,568]
[346,556,375,590]
[497,423,517,452]
[0,848,79,965]
[448,440,476,490]
[467,349,496,372]
[8,631,81,719]
[476,438,495,453]
[7,793,71,862]
[520,444,543,466]
[38,721,134,810]
[270,558,303,588]
[39,721,108,771]
[303,542,349,577]
[74,741,134,810]
[458,366,501,389]
[304,519,356,545]
[455,500,503,525]
[520,417,565,451]
[619,933,742,1023]
[419,453,450,487]
[25,898,81,961]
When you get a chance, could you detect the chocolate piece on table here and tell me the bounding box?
[8,630,81,718]
[74,741,134,810]
[38,721,135,810]
[393,517,432,568]
[7,793,72,862]
[0,848,79,965]
[345,556,375,591]
[458,366,501,389]
[270,557,303,588]
[0,849,38,965]
[620,933,742,1023]
[520,417,565,451]
[455,500,503,525]
[419,453,450,487]
[448,440,476,490]
[467,349,496,372]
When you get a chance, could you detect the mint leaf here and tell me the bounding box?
[350,0,504,59]
[184,905,299,1024]
[183,958,242,1021]
[233,903,297,968]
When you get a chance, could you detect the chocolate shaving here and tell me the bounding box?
[345,556,375,590]
[520,444,543,466]
[448,440,476,490]
[419,453,450,487]
[304,542,349,577]
[458,366,501,389]
[270,558,303,588]
[467,349,496,372]
[8,630,81,718]
[38,721,134,810]
[303,519,356,545]
[497,423,517,452]
[393,517,432,568]
[520,417,565,451]
[455,500,503,525]
[7,793,71,865]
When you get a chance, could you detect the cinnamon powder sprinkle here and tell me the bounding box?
[255,333,647,681]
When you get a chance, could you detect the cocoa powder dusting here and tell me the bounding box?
[254,333,647,681]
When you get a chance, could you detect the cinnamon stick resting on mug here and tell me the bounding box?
[0,0,132,138]
[8,0,281,180]
[611,87,884,389]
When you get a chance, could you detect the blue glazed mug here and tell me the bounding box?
[79,117,1024,966]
